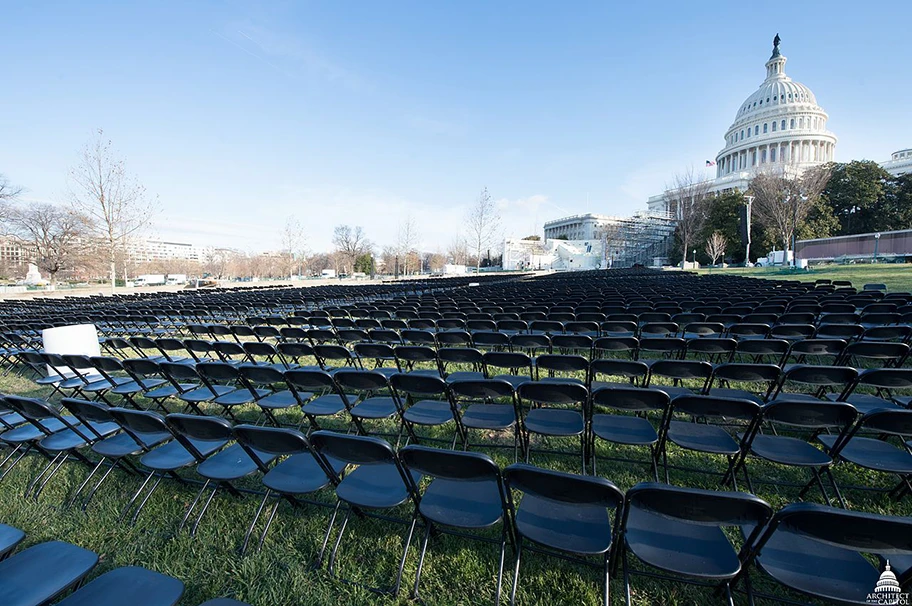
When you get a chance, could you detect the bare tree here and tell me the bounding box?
[446,234,470,266]
[466,187,500,271]
[0,174,23,224]
[332,225,372,274]
[749,165,832,253]
[664,169,712,266]
[69,130,158,292]
[281,215,308,278]
[705,231,727,266]
[396,215,420,275]
[7,203,89,285]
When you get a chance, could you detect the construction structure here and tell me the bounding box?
[603,212,677,268]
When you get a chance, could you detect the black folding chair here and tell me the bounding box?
[735,400,857,507]
[742,503,912,604]
[309,431,420,597]
[232,424,340,555]
[0,540,99,606]
[657,394,762,488]
[399,445,511,603]
[589,386,669,480]
[449,378,521,458]
[516,381,589,473]
[620,483,772,606]
[504,463,624,606]
[52,566,184,606]
[389,373,463,447]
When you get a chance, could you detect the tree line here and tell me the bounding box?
[1,130,503,287]
[669,160,912,266]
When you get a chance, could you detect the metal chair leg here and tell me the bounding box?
[242,490,272,555]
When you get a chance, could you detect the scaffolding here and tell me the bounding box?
[602,212,677,268]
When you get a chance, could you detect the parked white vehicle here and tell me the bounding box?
[133,274,166,287]
[166,274,187,285]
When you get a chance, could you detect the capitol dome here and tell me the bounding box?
[714,35,837,178]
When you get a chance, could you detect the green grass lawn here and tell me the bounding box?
[693,262,912,292]
[0,365,907,605]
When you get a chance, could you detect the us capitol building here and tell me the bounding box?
[646,35,908,216]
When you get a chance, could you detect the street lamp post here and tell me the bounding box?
[744,195,754,265]
[692,249,697,268]
[874,233,881,263]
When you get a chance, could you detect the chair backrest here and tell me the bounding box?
[400,445,500,483]
[196,361,240,383]
[166,413,234,441]
[591,386,670,413]
[238,364,284,385]
[310,430,398,466]
[504,463,623,508]
[159,361,201,382]
[625,482,771,528]
[448,378,516,400]
[283,368,335,391]
[109,408,172,441]
[761,400,857,430]
[390,372,448,397]
[516,381,588,405]
[670,394,761,421]
[750,502,912,562]
[60,398,115,424]
[648,359,713,382]
[590,359,649,382]
[483,351,533,373]
[332,369,390,392]
[233,424,310,456]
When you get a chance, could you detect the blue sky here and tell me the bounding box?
[2,1,910,253]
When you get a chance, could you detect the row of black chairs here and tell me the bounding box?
[4,406,912,606]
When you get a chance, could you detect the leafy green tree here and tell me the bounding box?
[353,253,375,274]
[797,197,840,241]
[823,161,892,235]
[699,191,744,263]
[882,173,912,230]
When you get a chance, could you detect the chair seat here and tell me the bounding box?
[745,523,878,603]
[626,507,740,580]
[141,437,227,471]
[818,434,912,474]
[824,393,899,415]
[0,525,25,560]
[214,389,261,406]
[350,397,399,420]
[180,386,234,403]
[111,378,167,395]
[748,434,832,467]
[491,374,531,390]
[39,424,98,452]
[706,388,765,405]
[444,371,486,383]
[335,464,419,509]
[0,418,67,444]
[301,395,346,416]
[650,385,696,398]
[262,453,338,494]
[93,431,167,458]
[419,478,504,529]
[0,541,99,606]
[403,400,455,426]
[196,444,276,481]
[515,494,611,555]
[256,390,298,410]
[0,412,25,428]
[591,414,658,446]
[461,404,516,430]
[667,420,740,455]
[524,408,585,437]
[54,566,184,606]
[143,384,189,400]
[82,377,132,392]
